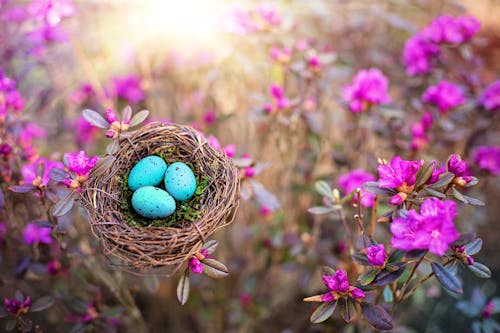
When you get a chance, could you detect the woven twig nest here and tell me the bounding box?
[80,122,240,270]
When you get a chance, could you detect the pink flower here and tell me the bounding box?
[320,269,365,302]
[208,135,221,150]
[338,169,376,207]
[70,83,96,104]
[203,109,217,126]
[410,112,433,151]
[105,108,119,124]
[4,296,31,315]
[107,74,145,104]
[256,2,281,27]
[74,116,100,145]
[0,71,25,117]
[28,0,75,26]
[422,80,465,113]
[473,146,500,175]
[23,223,52,245]
[21,157,64,187]
[447,154,474,185]
[422,15,480,44]
[479,80,500,112]
[403,34,440,76]
[378,156,423,190]
[189,257,203,274]
[366,244,387,267]
[244,166,255,178]
[267,84,290,112]
[391,198,458,255]
[269,47,291,64]
[64,151,98,178]
[342,68,390,113]
[224,144,236,158]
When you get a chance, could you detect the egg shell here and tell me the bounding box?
[164,162,197,201]
[128,156,167,191]
[131,186,176,219]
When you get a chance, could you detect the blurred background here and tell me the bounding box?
[1,0,499,332]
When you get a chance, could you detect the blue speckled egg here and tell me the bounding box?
[131,186,176,219]
[128,156,167,191]
[164,162,197,201]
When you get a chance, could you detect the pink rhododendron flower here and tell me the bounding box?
[447,154,474,185]
[21,157,64,187]
[320,269,365,302]
[473,146,500,175]
[224,144,236,158]
[28,0,75,26]
[342,68,390,113]
[269,47,292,64]
[422,80,465,113]
[391,198,458,256]
[107,75,145,103]
[378,156,423,205]
[74,116,100,145]
[421,15,480,44]
[410,112,433,151]
[70,83,96,105]
[203,109,217,126]
[338,169,376,207]
[0,71,25,117]
[189,249,209,274]
[366,244,387,267]
[61,151,98,189]
[4,296,31,315]
[208,135,221,150]
[479,80,500,112]
[403,33,440,76]
[266,84,290,113]
[23,223,52,245]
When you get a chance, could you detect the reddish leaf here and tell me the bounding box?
[361,302,393,330]
[129,110,149,127]
[310,301,336,324]
[30,296,54,312]
[176,271,190,305]
[82,109,108,128]
[9,184,35,193]
[202,259,229,279]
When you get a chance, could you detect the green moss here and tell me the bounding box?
[119,159,210,228]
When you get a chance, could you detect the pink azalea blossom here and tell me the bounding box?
[378,156,423,205]
[0,71,24,117]
[28,0,75,26]
[224,144,236,158]
[391,198,458,255]
[70,83,96,105]
[447,154,474,185]
[189,257,203,274]
[410,112,433,151]
[107,74,145,104]
[4,296,31,315]
[366,244,387,267]
[74,116,100,146]
[403,34,440,76]
[338,169,376,207]
[422,80,465,113]
[23,223,52,245]
[203,109,217,126]
[269,47,292,64]
[64,151,98,178]
[479,80,500,112]
[421,15,480,44]
[342,68,390,113]
[320,269,365,302]
[473,146,500,175]
[21,157,64,187]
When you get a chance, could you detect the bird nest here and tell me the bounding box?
[80,122,240,271]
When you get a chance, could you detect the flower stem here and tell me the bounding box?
[369,195,378,238]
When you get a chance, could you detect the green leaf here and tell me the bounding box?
[202,240,218,254]
[468,262,491,279]
[30,296,54,312]
[82,109,108,128]
[52,191,76,217]
[361,302,393,330]
[452,188,468,204]
[415,161,435,188]
[359,270,378,286]
[6,318,17,331]
[383,286,393,303]
[202,259,229,279]
[465,238,483,256]
[428,172,455,189]
[130,110,150,127]
[339,298,356,323]
[310,302,336,324]
[363,182,396,195]
[315,181,332,198]
[374,264,406,286]
[422,188,447,199]
[106,139,120,155]
[461,195,485,206]
[431,262,463,294]
[307,206,334,215]
[388,250,405,263]
[321,266,336,276]
[176,271,190,305]
[352,253,371,266]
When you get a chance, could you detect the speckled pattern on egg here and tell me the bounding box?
[131,186,176,219]
[164,162,197,201]
[128,156,167,191]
